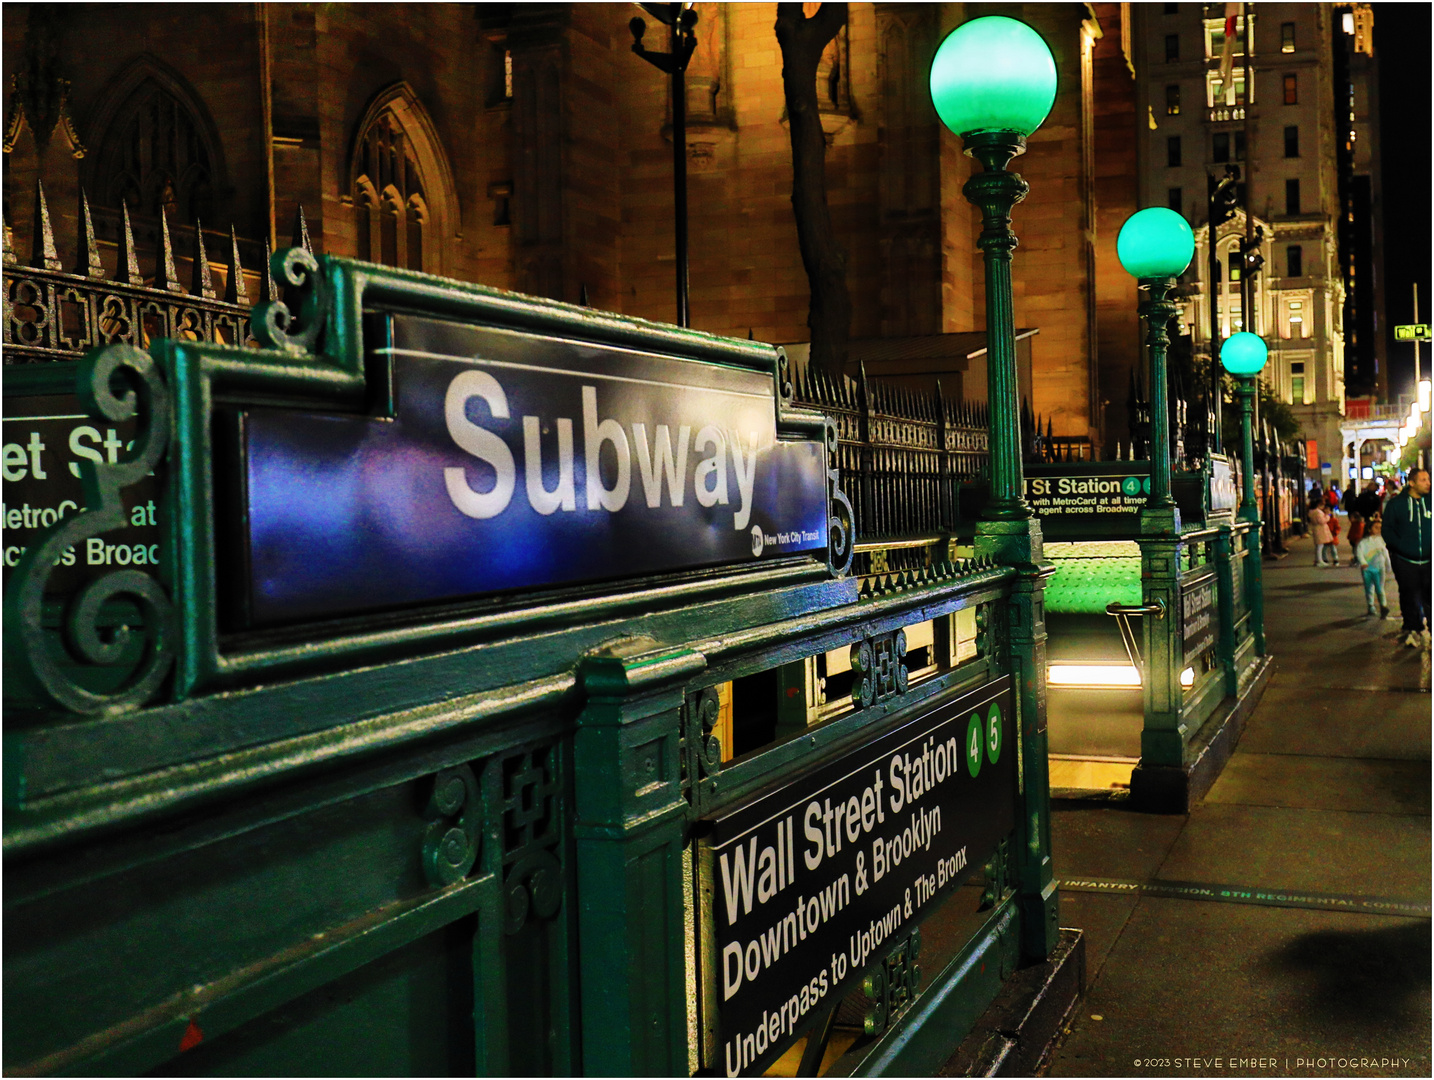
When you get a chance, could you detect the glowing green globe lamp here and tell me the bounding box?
[1220,332,1269,376]
[930,16,1058,138]
[1117,208,1195,279]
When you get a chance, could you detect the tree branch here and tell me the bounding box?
[775,2,850,380]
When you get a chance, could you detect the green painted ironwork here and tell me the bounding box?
[4,249,1043,1076]
[960,127,1058,962]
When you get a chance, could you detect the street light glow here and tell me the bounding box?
[1117,208,1196,279]
[1220,332,1269,376]
[930,16,1058,138]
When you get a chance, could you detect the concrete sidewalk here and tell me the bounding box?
[1043,532,1431,1078]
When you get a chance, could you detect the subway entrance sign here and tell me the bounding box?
[1394,324,1431,342]
[703,676,1016,1077]
[237,314,829,625]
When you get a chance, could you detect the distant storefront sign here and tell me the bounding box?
[704,676,1016,1077]
[241,314,829,624]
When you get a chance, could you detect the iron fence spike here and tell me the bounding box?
[76,188,105,279]
[155,207,183,292]
[261,238,277,302]
[292,205,313,254]
[31,179,61,271]
[119,200,143,285]
[192,218,216,299]
[225,225,249,306]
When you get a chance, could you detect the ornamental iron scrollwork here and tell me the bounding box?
[775,345,795,405]
[680,684,722,803]
[420,764,482,888]
[496,745,563,934]
[252,247,328,356]
[978,838,1009,912]
[3,344,176,714]
[826,416,855,577]
[850,629,908,710]
[861,929,921,1038]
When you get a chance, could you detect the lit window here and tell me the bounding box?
[1167,84,1181,115]
[505,50,514,99]
[1205,17,1245,59]
[1281,22,1295,53]
[1207,72,1248,108]
[1284,74,1298,105]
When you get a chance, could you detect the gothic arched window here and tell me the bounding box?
[353,111,426,272]
[88,67,221,226]
[348,85,456,276]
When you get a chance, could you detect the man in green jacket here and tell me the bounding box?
[1383,467,1432,646]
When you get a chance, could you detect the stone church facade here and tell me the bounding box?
[5,1,1145,448]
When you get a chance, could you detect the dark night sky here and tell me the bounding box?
[1375,3,1432,400]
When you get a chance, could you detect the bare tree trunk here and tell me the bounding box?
[775,2,850,380]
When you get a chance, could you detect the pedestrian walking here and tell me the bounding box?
[1356,515,1392,619]
[1356,480,1382,521]
[1382,467,1432,646]
[1346,511,1365,566]
[1308,501,1336,567]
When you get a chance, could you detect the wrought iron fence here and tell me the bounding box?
[792,364,986,540]
[3,181,311,364]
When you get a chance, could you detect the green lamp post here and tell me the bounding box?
[1117,207,1195,535]
[931,14,1059,961]
[1116,208,1194,780]
[1221,331,1268,654]
[931,15,1056,525]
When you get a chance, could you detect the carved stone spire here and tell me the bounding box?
[31,180,61,270]
[75,188,106,279]
[155,207,183,292]
[118,200,144,286]
[224,225,249,305]
[191,219,216,299]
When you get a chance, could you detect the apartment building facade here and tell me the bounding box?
[1132,2,1380,473]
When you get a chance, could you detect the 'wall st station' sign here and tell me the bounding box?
[702,676,1016,1077]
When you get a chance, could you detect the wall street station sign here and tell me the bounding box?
[703,676,1016,1077]
[240,314,829,624]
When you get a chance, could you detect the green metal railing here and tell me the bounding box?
[4,252,1048,1077]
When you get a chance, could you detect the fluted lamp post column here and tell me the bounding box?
[1117,207,1196,536]
[1222,332,1268,655]
[931,15,1059,961]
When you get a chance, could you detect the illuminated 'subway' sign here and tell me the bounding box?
[241,314,828,624]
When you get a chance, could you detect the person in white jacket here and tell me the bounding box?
[1356,515,1393,619]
